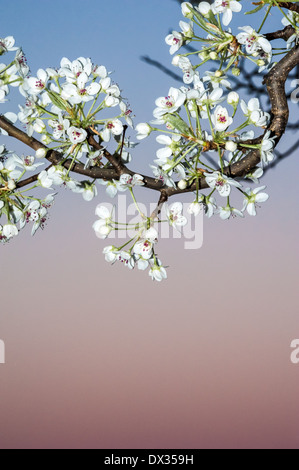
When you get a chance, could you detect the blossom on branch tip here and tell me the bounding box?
[195,2,211,17]
[242,186,269,216]
[245,167,263,184]
[149,260,167,282]
[14,48,30,78]
[0,36,18,55]
[205,171,241,197]
[77,182,98,202]
[49,115,71,140]
[98,179,118,198]
[117,174,144,191]
[61,72,101,104]
[1,223,18,240]
[240,98,269,127]
[38,170,53,189]
[181,2,194,19]
[260,131,276,165]
[67,126,87,145]
[218,205,244,220]
[103,245,119,263]
[237,27,271,55]
[133,227,158,261]
[166,202,187,229]
[150,165,176,188]
[153,87,186,118]
[212,105,233,132]
[156,134,182,160]
[212,0,242,27]
[227,91,239,106]
[135,123,152,140]
[165,31,184,55]
[172,56,197,84]
[35,148,47,159]
[203,71,231,90]
[25,69,48,95]
[93,205,114,239]
[188,201,202,216]
[101,119,123,142]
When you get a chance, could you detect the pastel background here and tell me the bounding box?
[0,0,298,449]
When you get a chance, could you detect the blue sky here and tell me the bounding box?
[1,0,284,122]
[1,0,289,171]
[1,0,183,122]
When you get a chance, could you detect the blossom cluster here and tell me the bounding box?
[0,1,295,280]
[166,1,273,82]
[136,85,272,222]
[0,36,136,243]
[93,200,190,281]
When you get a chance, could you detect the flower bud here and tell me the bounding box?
[198,50,209,60]
[33,119,46,134]
[227,92,239,105]
[178,179,188,190]
[188,201,202,216]
[135,122,152,140]
[41,135,51,145]
[209,52,218,60]
[214,70,222,78]
[172,55,181,66]
[181,2,194,19]
[7,179,16,190]
[95,224,112,239]
[232,67,241,76]
[225,141,237,152]
[36,148,47,159]
[196,1,211,17]
[257,59,265,66]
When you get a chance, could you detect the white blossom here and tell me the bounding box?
[153,87,186,118]
[166,202,187,229]
[67,126,87,144]
[260,131,276,165]
[117,174,144,191]
[205,171,241,197]
[149,259,167,282]
[237,27,271,55]
[212,105,233,132]
[135,123,152,140]
[242,186,269,216]
[212,0,242,27]
[93,205,113,239]
[25,69,48,95]
[101,119,123,142]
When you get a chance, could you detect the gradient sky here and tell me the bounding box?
[0,0,298,449]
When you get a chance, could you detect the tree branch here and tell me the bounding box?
[265,25,295,41]
[278,1,299,13]
[1,40,299,201]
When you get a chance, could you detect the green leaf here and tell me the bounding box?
[164,114,193,136]
[225,54,237,70]
[245,4,265,15]
[47,90,69,111]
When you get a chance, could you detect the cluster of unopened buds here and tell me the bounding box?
[1,0,297,280]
